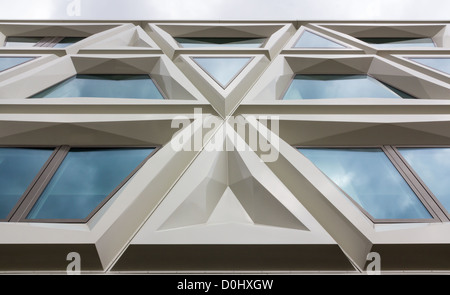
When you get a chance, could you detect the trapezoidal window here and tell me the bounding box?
[282,74,414,100]
[30,74,165,99]
[0,56,35,72]
[409,57,450,75]
[398,147,450,217]
[293,30,346,48]
[298,147,434,222]
[192,56,252,88]
[0,147,54,221]
[1,146,157,223]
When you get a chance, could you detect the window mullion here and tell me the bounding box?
[34,37,51,47]
[37,37,62,48]
[47,36,64,48]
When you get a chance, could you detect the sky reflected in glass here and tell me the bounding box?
[4,36,41,47]
[26,148,154,220]
[299,148,432,220]
[31,74,164,99]
[0,148,53,219]
[399,148,450,213]
[410,58,450,75]
[193,57,251,87]
[294,31,345,48]
[283,74,412,99]
[0,56,34,72]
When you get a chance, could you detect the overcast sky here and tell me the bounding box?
[0,0,448,21]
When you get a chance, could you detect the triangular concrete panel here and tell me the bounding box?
[0,121,55,139]
[206,187,254,225]
[299,123,450,146]
[158,149,228,230]
[130,127,338,241]
[158,178,226,229]
[16,26,94,37]
[228,151,309,230]
[0,123,152,146]
[322,25,442,38]
[285,56,371,74]
[174,26,262,38]
[72,56,159,74]
[85,26,158,49]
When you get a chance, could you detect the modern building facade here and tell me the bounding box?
[1,2,450,274]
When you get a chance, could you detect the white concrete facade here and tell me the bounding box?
[0,19,449,274]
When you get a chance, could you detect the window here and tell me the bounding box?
[282,74,414,100]
[31,74,165,99]
[299,147,433,221]
[0,56,34,72]
[192,57,252,88]
[294,30,345,48]
[0,148,54,220]
[358,37,436,48]
[3,37,43,48]
[4,36,84,48]
[1,146,157,222]
[175,37,266,48]
[398,148,450,215]
[409,57,450,75]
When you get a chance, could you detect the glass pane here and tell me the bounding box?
[0,57,34,72]
[410,58,450,75]
[175,37,265,48]
[52,37,85,48]
[299,148,432,220]
[359,37,436,48]
[0,148,53,219]
[294,31,345,48]
[26,148,155,220]
[4,37,43,47]
[399,148,450,213]
[282,74,412,100]
[193,57,251,87]
[31,74,164,99]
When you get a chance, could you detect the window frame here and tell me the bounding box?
[296,145,444,224]
[1,145,160,223]
[278,73,416,100]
